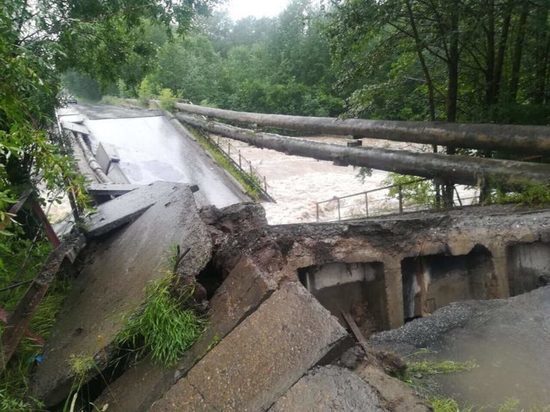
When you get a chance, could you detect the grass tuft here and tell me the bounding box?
[408,360,479,376]
[116,276,204,367]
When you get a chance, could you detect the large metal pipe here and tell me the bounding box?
[175,112,550,187]
[174,102,550,154]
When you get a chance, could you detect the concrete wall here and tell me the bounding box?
[401,246,494,319]
[507,242,550,296]
[221,206,550,331]
[298,262,388,331]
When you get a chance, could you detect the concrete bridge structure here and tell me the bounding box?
[39,101,550,411]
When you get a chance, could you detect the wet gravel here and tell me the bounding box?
[370,300,500,352]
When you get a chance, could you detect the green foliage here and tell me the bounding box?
[490,183,550,207]
[68,354,96,380]
[138,77,157,106]
[0,236,69,410]
[116,275,204,367]
[158,88,177,111]
[0,389,35,412]
[62,71,103,102]
[384,173,436,206]
[429,397,465,412]
[326,0,550,125]
[100,95,126,106]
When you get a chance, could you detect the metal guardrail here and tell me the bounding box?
[209,134,276,202]
[315,180,479,222]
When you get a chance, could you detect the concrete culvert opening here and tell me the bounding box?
[402,245,495,321]
[298,262,388,335]
[507,241,550,296]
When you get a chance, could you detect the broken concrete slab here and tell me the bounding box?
[154,380,215,412]
[87,183,141,197]
[83,182,171,238]
[151,282,348,412]
[270,365,387,412]
[95,142,121,173]
[93,256,278,412]
[30,182,212,407]
[194,256,279,358]
[93,358,173,412]
[61,121,89,135]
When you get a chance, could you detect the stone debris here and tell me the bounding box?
[83,182,164,238]
[151,282,348,412]
[270,365,387,412]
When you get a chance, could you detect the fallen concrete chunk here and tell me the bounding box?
[151,282,348,412]
[95,142,121,174]
[270,365,387,412]
[83,182,170,238]
[93,256,278,412]
[87,183,141,197]
[61,121,89,135]
[30,182,212,407]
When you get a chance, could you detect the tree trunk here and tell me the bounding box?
[508,0,529,104]
[444,0,460,123]
[493,0,513,106]
[534,3,549,105]
[406,0,436,121]
[175,112,550,188]
[173,102,550,155]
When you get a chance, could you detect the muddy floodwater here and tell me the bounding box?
[223,136,479,225]
[372,287,550,411]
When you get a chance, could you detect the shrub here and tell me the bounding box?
[158,88,176,111]
[138,77,156,106]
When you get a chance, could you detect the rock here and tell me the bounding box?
[338,345,365,369]
[30,182,212,407]
[151,282,348,412]
[270,365,387,412]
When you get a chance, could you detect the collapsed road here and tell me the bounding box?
[58,103,248,208]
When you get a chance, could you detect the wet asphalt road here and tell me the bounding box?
[72,104,248,208]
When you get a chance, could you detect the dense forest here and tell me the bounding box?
[66,0,550,125]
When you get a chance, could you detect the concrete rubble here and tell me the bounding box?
[94,256,279,412]
[151,282,348,411]
[270,365,387,412]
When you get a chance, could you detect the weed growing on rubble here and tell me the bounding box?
[407,359,479,376]
[116,276,205,367]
